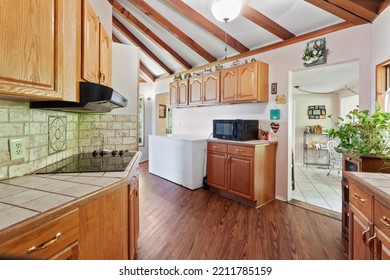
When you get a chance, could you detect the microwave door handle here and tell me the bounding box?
[233,122,237,138]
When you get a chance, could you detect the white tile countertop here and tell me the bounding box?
[0,151,141,231]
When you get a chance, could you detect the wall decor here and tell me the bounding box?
[271,83,277,94]
[270,108,280,120]
[301,37,326,67]
[48,116,67,154]
[308,105,326,119]
[159,104,166,118]
[275,94,286,104]
[270,122,280,133]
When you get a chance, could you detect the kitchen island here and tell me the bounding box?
[149,134,207,190]
[0,151,141,260]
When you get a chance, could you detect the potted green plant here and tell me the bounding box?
[328,104,390,171]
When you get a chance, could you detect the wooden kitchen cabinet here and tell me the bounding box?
[82,0,112,86]
[0,0,80,101]
[0,209,80,260]
[129,169,140,260]
[169,81,178,106]
[79,183,129,260]
[170,79,188,106]
[346,173,390,260]
[221,61,268,103]
[207,140,276,207]
[188,72,220,106]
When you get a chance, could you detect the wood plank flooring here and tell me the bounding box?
[136,162,346,260]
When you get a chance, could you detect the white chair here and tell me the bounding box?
[327,140,342,176]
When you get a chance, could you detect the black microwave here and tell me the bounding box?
[213,119,259,141]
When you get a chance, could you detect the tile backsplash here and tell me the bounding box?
[0,100,137,180]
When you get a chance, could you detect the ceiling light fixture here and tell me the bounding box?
[211,0,242,22]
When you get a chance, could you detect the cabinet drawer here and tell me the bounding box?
[228,145,254,157]
[0,209,79,259]
[208,142,227,153]
[374,199,390,237]
[349,182,373,219]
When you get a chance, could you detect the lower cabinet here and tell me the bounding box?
[0,209,79,260]
[347,176,390,260]
[129,167,140,260]
[207,140,276,207]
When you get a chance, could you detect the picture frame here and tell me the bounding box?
[271,83,277,94]
[313,109,321,115]
[159,104,166,118]
[308,110,313,115]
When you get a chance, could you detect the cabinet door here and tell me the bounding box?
[207,152,227,191]
[189,76,202,105]
[349,204,373,260]
[220,68,237,102]
[203,72,220,103]
[228,155,253,200]
[50,242,79,260]
[237,63,258,101]
[375,227,390,260]
[169,82,178,105]
[129,175,139,260]
[79,184,129,260]
[82,0,100,84]
[0,0,70,99]
[99,25,112,87]
[178,80,188,106]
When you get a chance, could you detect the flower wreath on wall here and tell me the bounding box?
[301,37,326,67]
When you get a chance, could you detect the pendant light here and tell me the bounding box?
[211,0,242,22]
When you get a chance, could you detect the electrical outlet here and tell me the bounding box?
[9,138,26,160]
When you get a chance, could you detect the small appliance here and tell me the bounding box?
[213,119,259,141]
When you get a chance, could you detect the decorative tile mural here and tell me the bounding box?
[48,116,67,154]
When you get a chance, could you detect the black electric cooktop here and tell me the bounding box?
[35,150,136,174]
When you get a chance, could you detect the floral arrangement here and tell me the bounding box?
[301,38,325,65]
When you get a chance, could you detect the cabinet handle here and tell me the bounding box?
[362,226,370,243]
[27,232,62,254]
[380,216,390,227]
[100,72,106,82]
[352,193,366,203]
[212,145,220,149]
[235,149,245,153]
[367,233,377,248]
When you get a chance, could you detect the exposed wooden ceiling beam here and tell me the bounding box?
[305,0,369,25]
[140,62,156,82]
[112,33,121,43]
[163,0,249,53]
[328,0,378,22]
[379,0,390,13]
[129,0,217,63]
[112,1,192,69]
[241,5,295,40]
[156,21,353,81]
[113,17,173,75]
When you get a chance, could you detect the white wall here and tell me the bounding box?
[111,43,139,115]
[139,84,154,162]
[153,24,373,201]
[88,0,112,36]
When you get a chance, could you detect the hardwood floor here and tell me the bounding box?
[137,162,346,260]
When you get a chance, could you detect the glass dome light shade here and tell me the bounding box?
[211,0,242,22]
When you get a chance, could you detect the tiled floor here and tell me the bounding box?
[291,163,342,213]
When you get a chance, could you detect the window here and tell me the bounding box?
[138,96,144,146]
[376,59,390,112]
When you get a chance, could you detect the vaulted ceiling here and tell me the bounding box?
[108,0,390,83]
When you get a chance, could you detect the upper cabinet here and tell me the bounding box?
[221,61,268,103]
[170,79,188,106]
[0,0,80,101]
[82,0,112,87]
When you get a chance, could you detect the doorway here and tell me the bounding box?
[290,60,359,213]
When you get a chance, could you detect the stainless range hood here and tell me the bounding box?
[30,82,128,113]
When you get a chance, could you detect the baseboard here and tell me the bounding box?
[288,199,342,220]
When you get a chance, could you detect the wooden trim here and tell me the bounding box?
[140,62,156,82]
[129,0,216,62]
[305,0,369,25]
[112,33,121,43]
[376,59,390,112]
[241,5,295,40]
[156,21,353,81]
[379,0,390,14]
[112,17,173,75]
[327,0,378,22]
[113,1,192,69]
[164,0,249,53]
